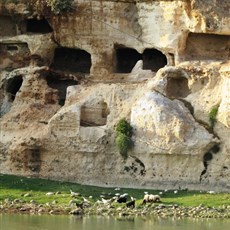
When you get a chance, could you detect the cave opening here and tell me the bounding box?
[5,75,23,102]
[46,74,78,106]
[166,77,190,98]
[26,18,53,33]
[114,47,141,73]
[80,101,109,127]
[51,47,92,73]
[6,45,18,51]
[142,49,167,72]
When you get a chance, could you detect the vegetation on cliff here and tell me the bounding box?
[0,0,74,14]
[115,118,134,159]
[209,105,219,129]
[45,0,74,14]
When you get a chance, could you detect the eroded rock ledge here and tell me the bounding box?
[0,0,229,191]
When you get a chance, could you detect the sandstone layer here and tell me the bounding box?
[0,0,230,191]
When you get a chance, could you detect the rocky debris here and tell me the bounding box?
[1,197,230,218]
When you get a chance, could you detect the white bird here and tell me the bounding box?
[208,191,216,194]
[114,187,120,191]
[120,193,128,198]
[101,198,110,204]
[174,190,178,194]
[46,192,54,196]
[83,197,90,203]
[70,189,77,197]
[144,191,148,195]
[159,192,163,195]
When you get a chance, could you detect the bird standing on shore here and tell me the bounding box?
[70,189,78,197]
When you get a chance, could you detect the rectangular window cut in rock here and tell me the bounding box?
[185,33,230,60]
[166,77,190,98]
[80,101,109,126]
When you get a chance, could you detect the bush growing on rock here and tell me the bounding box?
[115,118,133,137]
[115,118,133,159]
[46,0,74,14]
[209,105,219,128]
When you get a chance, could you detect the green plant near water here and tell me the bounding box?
[209,105,219,128]
[115,118,133,159]
[46,0,74,14]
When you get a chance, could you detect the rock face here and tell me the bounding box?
[0,0,229,191]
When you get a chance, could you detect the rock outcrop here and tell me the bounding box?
[0,0,229,191]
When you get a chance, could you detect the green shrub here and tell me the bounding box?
[116,133,133,159]
[46,0,74,14]
[115,118,133,159]
[209,105,219,128]
[115,118,133,137]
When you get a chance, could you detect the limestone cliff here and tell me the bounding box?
[0,0,229,191]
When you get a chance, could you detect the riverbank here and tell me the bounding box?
[1,174,230,218]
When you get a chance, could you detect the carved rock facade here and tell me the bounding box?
[0,0,229,191]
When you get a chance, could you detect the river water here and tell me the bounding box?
[1,214,230,230]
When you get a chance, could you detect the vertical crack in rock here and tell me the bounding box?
[200,144,220,182]
[178,99,194,115]
[130,155,146,176]
[178,99,219,138]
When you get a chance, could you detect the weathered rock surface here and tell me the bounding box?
[0,0,229,191]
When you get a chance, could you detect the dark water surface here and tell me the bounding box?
[1,214,230,230]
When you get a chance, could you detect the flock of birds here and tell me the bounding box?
[45,188,217,210]
[69,188,137,208]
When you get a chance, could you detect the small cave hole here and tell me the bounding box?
[5,75,23,102]
[7,45,18,51]
[26,18,53,33]
[142,49,167,72]
[166,77,190,98]
[80,101,109,127]
[51,47,92,73]
[114,47,141,73]
[46,74,78,106]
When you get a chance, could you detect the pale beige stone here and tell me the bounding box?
[0,0,229,191]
